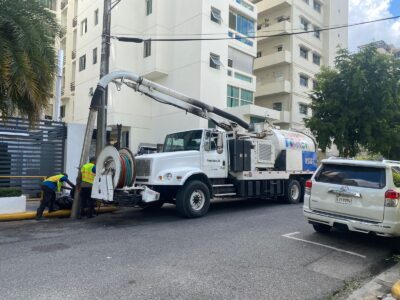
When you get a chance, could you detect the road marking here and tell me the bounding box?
[281,232,366,259]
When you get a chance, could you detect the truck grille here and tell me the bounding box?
[136,159,151,177]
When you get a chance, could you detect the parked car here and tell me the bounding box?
[303,158,400,237]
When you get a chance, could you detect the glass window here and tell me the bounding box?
[229,12,254,36]
[314,0,322,13]
[79,55,86,71]
[313,53,321,65]
[228,58,233,67]
[300,17,309,31]
[315,164,386,189]
[92,48,97,64]
[60,105,66,118]
[256,51,262,58]
[210,53,221,69]
[146,0,152,15]
[240,89,253,106]
[300,47,309,59]
[273,102,282,111]
[163,130,203,152]
[211,7,221,24]
[312,79,318,90]
[81,19,87,35]
[227,85,240,107]
[300,74,309,87]
[314,26,321,39]
[250,116,265,124]
[229,12,236,30]
[144,40,151,57]
[94,9,99,26]
[235,72,252,83]
[277,45,283,52]
[299,103,308,115]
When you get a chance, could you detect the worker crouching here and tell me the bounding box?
[36,173,75,220]
[80,157,96,218]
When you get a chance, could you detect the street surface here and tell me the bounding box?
[1,199,399,300]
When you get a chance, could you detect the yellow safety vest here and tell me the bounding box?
[44,174,65,192]
[81,163,95,184]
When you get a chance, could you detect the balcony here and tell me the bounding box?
[71,50,76,59]
[257,0,292,15]
[257,21,291,43]
[256,80,291,98]
[72,16,77,28]
[226,104,281,123]
[254,50,291,71]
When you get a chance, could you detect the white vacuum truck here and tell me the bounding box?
[73,71,317,218]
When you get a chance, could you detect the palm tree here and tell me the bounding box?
[0,0,59,123]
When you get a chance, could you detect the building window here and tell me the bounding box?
[211,7,221,24]
[277,16,289,22]
[256,51,262,58]
[299,103,308,115]
[79,54,86,71]
[227,58,233,67]
[229,11,254,36]
[313,0,322,13]
[300,17,309,31]
[240,89,253,106]
[300,46,309,59]
[277,45,283,52]
[81,18,87,35]
[300,74,309,87]
[210,53,221,70]
[92,48,97,64]
[143,40,151,57]
[313,53,321,65]
[250,116,265,124]
[312,79,318,90]
[146,0,152,15]
[227,85,240,107]
[94,9,99,25]
[273,102,282,111]
[60,105,66,118]
[314,26,321,39]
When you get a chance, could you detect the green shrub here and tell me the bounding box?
[394,173,400,188]
[0,188,22,197]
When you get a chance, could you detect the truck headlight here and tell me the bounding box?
[165,173,173,181]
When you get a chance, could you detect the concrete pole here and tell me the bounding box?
[54,49,64,121]
[96,0,112,157]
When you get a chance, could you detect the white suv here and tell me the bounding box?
[303,158,400,237]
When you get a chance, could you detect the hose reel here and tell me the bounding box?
[96,146,136,189]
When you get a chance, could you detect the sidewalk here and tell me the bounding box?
[347,263,400,300]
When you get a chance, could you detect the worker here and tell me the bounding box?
[80,157,96,218]
[36,173,75,220]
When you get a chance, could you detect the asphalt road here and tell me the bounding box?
[1,199,400,300]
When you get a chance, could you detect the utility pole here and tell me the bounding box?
[96,0,112,157]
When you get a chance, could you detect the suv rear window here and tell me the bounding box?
[315,164,386,189]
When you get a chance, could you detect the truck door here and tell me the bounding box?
[202,131,228,178]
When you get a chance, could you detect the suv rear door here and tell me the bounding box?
[310,163,387,222]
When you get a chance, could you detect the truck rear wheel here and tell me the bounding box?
[284,179,302,204]
[176,180,210,218]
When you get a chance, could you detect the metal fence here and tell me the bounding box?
[0,117,66,198]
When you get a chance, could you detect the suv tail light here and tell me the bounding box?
[385,189,400,207]
[305,180,312,195]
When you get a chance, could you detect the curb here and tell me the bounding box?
[392,280,400,299]
[0,207,117,221]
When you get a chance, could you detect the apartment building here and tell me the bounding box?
[359,40,400,58]
[52,0,285,151]
[251,0,348,131]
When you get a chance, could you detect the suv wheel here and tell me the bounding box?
[313,223,332,233]
[285,179,302,204]
[176,180,210,218]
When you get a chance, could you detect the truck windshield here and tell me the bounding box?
[163,130,203,152]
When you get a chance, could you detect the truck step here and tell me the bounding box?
[214,193,237,197]
[212,184,234,188]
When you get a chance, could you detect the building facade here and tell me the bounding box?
[251,0,348,131]
[358,40,400,58]
[53,0,285,151]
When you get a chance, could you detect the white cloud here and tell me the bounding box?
[349,0,400,50]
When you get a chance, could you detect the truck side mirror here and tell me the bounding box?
[217,132,223,154]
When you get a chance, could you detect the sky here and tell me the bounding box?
[348,0,400,50]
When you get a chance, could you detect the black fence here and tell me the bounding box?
[0,117,66,198]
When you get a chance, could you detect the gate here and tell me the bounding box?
[0,117,66,198]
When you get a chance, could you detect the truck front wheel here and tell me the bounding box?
[176,180,210,218]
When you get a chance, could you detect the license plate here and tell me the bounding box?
[336,196,352,205]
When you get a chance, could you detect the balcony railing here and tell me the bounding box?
[71,50,76,59]
[70,82,75,92]
[72,16,77,28]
